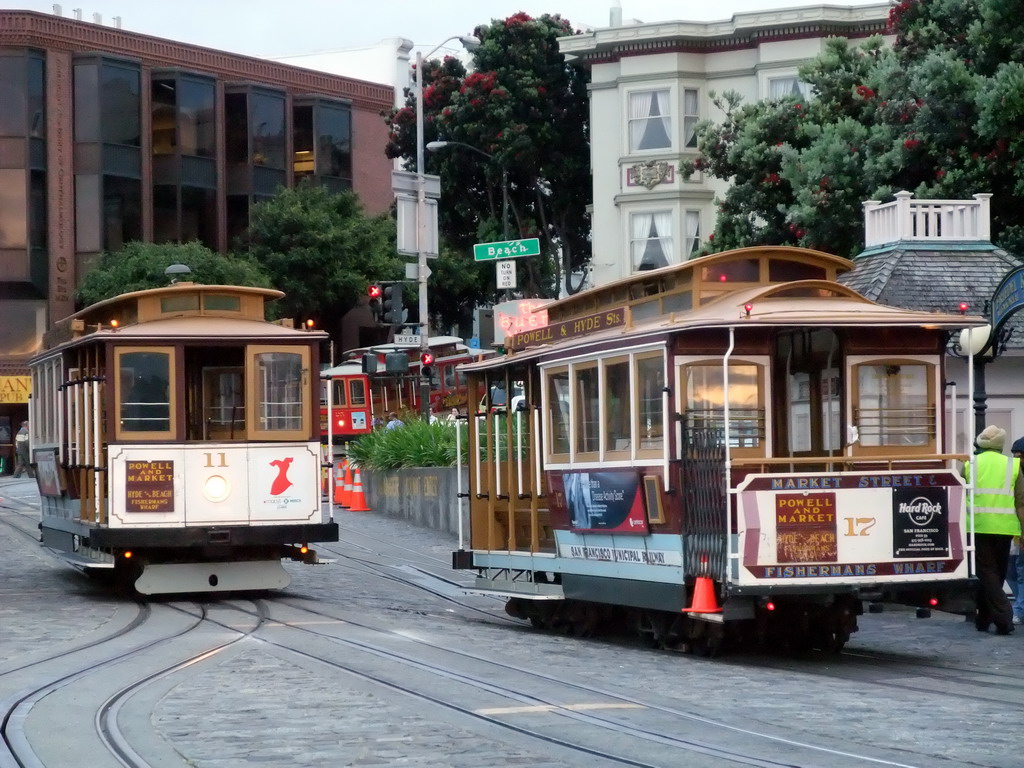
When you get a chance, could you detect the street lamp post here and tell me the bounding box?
[413,36,479,419]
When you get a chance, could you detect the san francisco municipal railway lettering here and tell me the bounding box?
[125,460,175,512]
[508,308,625,350]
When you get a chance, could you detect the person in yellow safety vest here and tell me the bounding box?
[964,425,1024,635]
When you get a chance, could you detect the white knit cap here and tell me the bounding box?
[976,425,1006,451]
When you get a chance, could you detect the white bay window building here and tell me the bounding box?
[559,4,891,287]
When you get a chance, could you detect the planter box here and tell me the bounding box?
[362,467,469,538]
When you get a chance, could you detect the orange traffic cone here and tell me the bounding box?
[347,466,370,512]
[682,576,721,613]
[333,459,348,506]
[341,460,354,507]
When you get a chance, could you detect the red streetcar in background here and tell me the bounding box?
[319,336,492,455]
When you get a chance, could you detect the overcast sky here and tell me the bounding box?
[7,0,888,58]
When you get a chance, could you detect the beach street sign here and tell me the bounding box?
[473,237,540,261]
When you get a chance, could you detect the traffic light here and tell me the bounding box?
[420,351,434,380]
[360,353,378,375]
[383,284,404,326]
[367,284,382,319]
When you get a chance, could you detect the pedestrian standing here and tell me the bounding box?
[13,420,32,478]
[965,425,1023,635]
[385,412,404,430]
[1009,436,1024,625]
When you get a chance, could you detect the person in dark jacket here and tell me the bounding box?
[13,421,32,478]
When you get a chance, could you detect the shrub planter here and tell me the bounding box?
[361,467,468,537]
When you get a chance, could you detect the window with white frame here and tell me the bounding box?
[631,211,673,271]
[683,210,701,257]
[682,88,699,148]
[628,89,671,152]
[766,76,811,100]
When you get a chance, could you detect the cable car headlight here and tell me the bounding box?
[204,474,230,503]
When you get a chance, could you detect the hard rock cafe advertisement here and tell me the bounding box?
[736,472,963,584]
[550,470,649,534]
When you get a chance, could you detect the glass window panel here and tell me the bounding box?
[30,169,46,250]
[702,258,759,283]
[857,364,930,446]
[256,352,303,431]
[252,91,286,169]
[685,364,760,448]
[0,299,45,356]
[74,173,100,252]
[120,351,171,432]
[628,89,671,151]
[547,369,570,455]
[637,355,664,451]
[350,379,366,406]
[331,380,347,407]
[226,194,249,244]
[178,78,216,157]
[74,63,100,142]
[768,260,827,282]
[225,92,248,164]
[822,368,842,451]
[203,295,241,311]
[317,103,351,179]
[153,184,178,243]
[161,294,199,312]
[204,367,244,432]
[575,365,599,454]
[683,88,699,149]
[444,364,456,389]
[28,55,45,139]
[151,78,177,156]
[0,56,27,137]
[604,359,631,453]
[0,174,27,249]
[103,175,142,252]
[293,104,314,179]
[181,186,217,249]
[101,63,140,146]
[788,371,811,453]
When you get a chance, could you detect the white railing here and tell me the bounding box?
[863,191,992,247]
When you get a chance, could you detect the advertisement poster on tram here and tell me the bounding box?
[552,470,649,534]
[736,471,964,585]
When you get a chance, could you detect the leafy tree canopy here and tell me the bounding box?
[386,13,591,321]
[686,0,1024,259]
[242,184,404,334]
[75,241,271,308]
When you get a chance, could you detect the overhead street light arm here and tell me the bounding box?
[427,139,509,241]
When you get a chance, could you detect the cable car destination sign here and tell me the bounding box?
[507,307,626,350]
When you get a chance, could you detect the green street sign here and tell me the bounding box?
[473,238,541,261]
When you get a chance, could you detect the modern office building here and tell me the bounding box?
[558,3,892,287]
[0,9,394,468]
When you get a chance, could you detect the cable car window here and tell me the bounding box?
[604,358,631,454]
[161,294,199,313]
[574,363,600,456]
[248,347,309,439]
[349,378,366,406]
[683,363,761,448]
[855,363,931,447]
[332,380,347,407]
[636,354,664,453]
[203,366,244,439]
[767,260,826,282]
[202,294,241,311]
[117,349,173,436]
[702,259,759,284]
[547,368,570,457]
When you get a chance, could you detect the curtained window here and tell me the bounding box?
[682,88,699,148]
[629,89,671,151]
[631,211,673,271]
[768,76,811,100]
[683,210,701,257]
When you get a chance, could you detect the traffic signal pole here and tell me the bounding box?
[415,47,431,420]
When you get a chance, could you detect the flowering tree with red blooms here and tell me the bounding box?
[686,0,1024,259]
[385,13,590,328]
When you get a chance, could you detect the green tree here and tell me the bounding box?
[386,12,591,322]
[686,0,1024,259]
[242,184,404,335]
[76,241,271,308]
